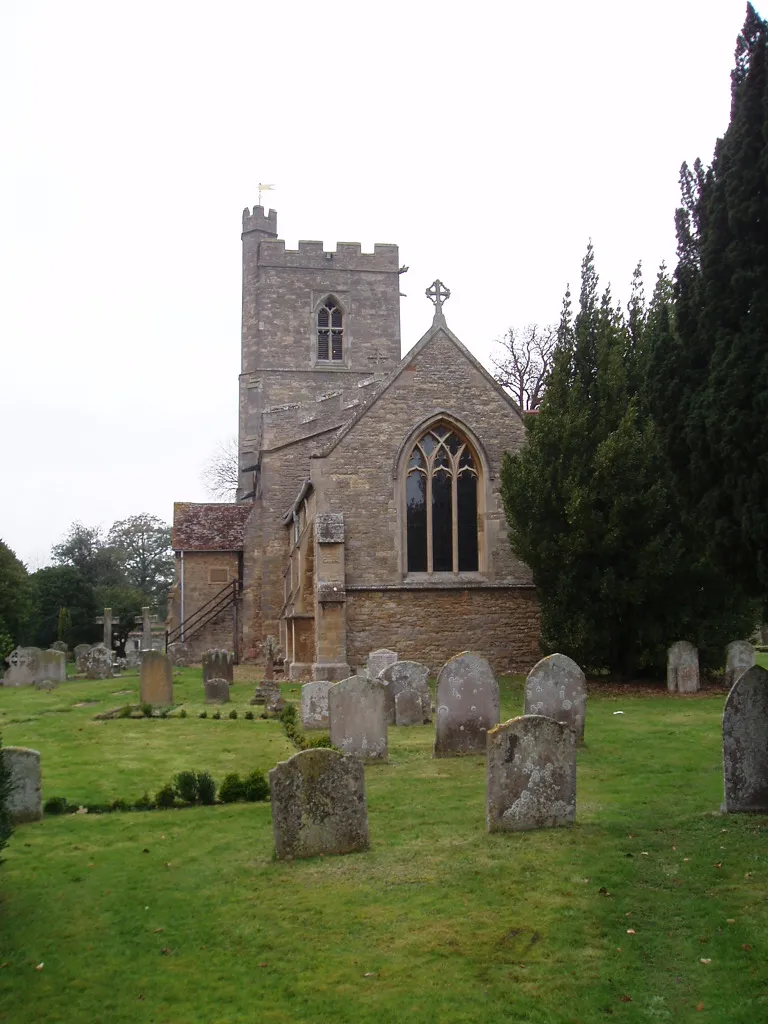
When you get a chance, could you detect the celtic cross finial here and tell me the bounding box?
[425,279,450,319]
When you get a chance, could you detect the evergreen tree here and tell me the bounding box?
[0,541,31,654]
[28,567,100,649]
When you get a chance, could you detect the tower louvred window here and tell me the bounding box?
[317,299,343,361]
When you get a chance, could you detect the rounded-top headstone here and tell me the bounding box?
[722,664,768,814]
[2,746,42,823]
[524,653,587,743]
[204,677,230,703]
[667,641,699,694]
[725,641,756,689]
[85,644,113,680]
[434,652,499,757]
[301,680,332,730]
[394,689,426,727]
[328,676,387,761]
[378,660,430,725]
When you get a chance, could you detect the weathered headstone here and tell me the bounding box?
[524,653,587,743]
[329,676,387,761]
[3,647,40,687]
[269,748,369,860]
[368,648,398,679]
[394,689,426,726]
[301,680,332,730]
[725,641,756,689]
[486,715,576,832]
[667,641,700,694]
[85,643,113,680]
[50,640,68,655]
[202,649,234,685]
[379,660,430,725]
[204,677,230,703]
[140,650,174,705]
[74,644,91,674]
[722,664,768,814]
[167,642,193,667]
[126,649,142,669]
[434,652,499,757]
[2,747,42,823]
[37,650,67,684]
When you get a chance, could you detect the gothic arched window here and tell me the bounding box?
[317,298,343,361]
[406,424,479,573]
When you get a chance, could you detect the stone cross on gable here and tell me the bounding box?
[134,606,159,650]
[95,607,120,650]
[426,279,450,320]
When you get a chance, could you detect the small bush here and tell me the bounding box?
[243,769,269,802]
[109,798,128,812]
[160,708,169,719]
[199,710,207,719]
[279,704,298,726]
[134,791,154,810]
[244,710,254,720]
[44,796,68,815]
[118,705,132,719]
[180,708,187,718]
[212,711,221,721]
[228,709,238,720]
[140,703,153,718]
[306,734,335,749]
[174,770,198,804]
[155,784,176,809]
[218,773,245,803]
[196,771,216,805]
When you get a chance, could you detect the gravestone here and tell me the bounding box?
[140,650,174,705]
[37,650,67,685]
[722,664,768,813]
[667,641,700,694]
[3,647,40,687]
[85,644,113,680]
[204,678,230,703]
[486,715,576,832]
[50,641,68,655]
[134,606,158,650]
[167,642,193,667]
[251,637,281,705]
[2,747,42,823]
[368,648,398,679]
[725,641,755,689]
[524,653,587,743]
[269,748,369,860]
[95,607,119,650]
[301,680,332,730]
[329,676,387,761]
[74,644,91,674]
[394,689,426,726]
[434,652,499,757]
[379,660,430,725]
[126,649,142,669]
[202,649,234,685]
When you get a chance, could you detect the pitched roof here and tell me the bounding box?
[172,502,252,551]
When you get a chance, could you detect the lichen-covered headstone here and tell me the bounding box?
[140,650,174,705]
[3,647,40,687]
[486,715,576,832]
[50,640,68,655]
[2,747,42,823]
[204,677,230,703]
[524,653,587,743]
[394,689,425,726]
[434,652,499,757]
[301,680,332,730]
[722,664,768,813]
[329,676,387,761]
[167,642,193,668]
[74,644,91,674]
[367,648,398,679]
[269,748,369,860]
[37,650,67,685]
[126,649,142,669]
[85,644,113,680]
[379,660,430,725]
[667,641,699,694]
[202,649,234,685]
[725,641,755,689]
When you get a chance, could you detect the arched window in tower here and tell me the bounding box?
[317,298,343,361]
[406,424,479,573]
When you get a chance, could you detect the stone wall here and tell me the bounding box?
[345,587,540,676]
[169,551,241,659]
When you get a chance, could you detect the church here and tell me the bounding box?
[168,206,540,677]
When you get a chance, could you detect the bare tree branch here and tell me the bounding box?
[201,436,239,501]
[491,323,557,410]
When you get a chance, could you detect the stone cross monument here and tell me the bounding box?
[134,606,158,650]
[95,607,119,650]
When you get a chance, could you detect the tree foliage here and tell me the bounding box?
[0,734,13,863]
[51,523,123,589]
[107,514,174,604]
[27,566,100,650]
[0,541,31,652]
[491,323,557,410]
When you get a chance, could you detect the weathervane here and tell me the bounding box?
[426,279,450,320]
[258,182,276,205]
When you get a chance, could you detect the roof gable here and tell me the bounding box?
[172,502,252,551]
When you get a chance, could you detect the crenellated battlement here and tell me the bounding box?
[242,205,278,236]
[257,238,398,271]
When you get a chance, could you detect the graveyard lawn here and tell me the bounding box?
[0,671,765,1024]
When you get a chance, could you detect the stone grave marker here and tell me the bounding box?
[167,642,193,667]
[2,747,42,823]
[301,680,332,730]
[434,652,499,757]
[37,650,67,685]
[126,649,142,669]
[486,715,576,832]
[725,641,755,689]
[329,676,387,761]
[722,664,768,814]
[202,649,234,685]
[394,689,426,726]
[95,607,119,650]
[204,678,230,703]
[74,644,91,674]
[3,647,40,687]
[379,660,430,725]
[85,644,114,680]
[140,650,174,705]
[368,648,398,679]
[50,640,68,655]
[134,606,159,650]
[667,641,700,694]
[524,653,587,743]
[269,748,369,860]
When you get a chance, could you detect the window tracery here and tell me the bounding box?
[317,298,343,361]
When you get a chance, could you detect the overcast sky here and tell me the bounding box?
[0,0,753,569]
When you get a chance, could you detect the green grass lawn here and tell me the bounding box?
[0,669,766,1023]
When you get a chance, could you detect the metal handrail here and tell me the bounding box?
[166,580,238,648]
